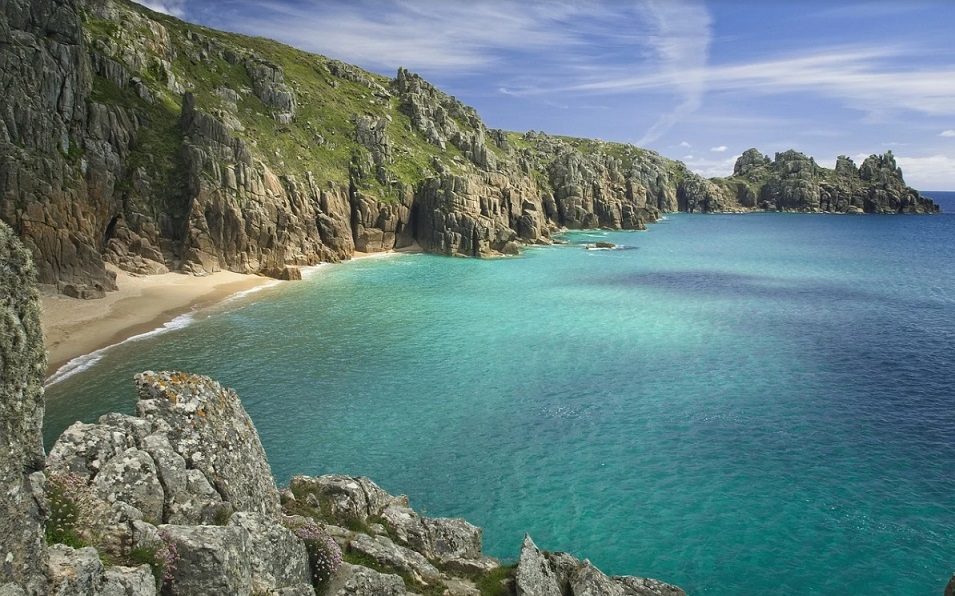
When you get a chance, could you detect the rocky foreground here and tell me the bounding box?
[1,222,685,595]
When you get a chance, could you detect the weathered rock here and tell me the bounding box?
[347,534,442,584]
[325,563,406,596]
[135,371,280,516]
[615,575,686,596]
[515,535,685,596]
[515,535,562,596]
[159,524,251,596]
[289,475,404,524]
[0,221,48,595]
[228,513,311,592]
[47,545,103,596]
[92,448,164,524]
[101,565,157,596]
[380,504,483,563]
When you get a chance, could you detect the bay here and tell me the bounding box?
[44,199,955,594]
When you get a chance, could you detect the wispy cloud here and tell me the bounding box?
[941,130,955,137]
[133,0,186,17]
[634,0,713,145]
[561,44,955,116]
[710,145,727,152]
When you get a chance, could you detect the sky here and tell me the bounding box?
[137,0,955,190]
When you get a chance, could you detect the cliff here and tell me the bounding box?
[0,228,685,595]
[0,0,938,297]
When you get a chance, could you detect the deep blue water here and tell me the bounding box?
[44,196,955,594]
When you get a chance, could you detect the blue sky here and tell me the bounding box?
[139,0,955,190]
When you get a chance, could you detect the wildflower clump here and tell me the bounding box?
[131,528,179,590]
[283,517,343,592]
[45,472,94,547]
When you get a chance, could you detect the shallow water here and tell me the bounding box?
[44,198,955,594]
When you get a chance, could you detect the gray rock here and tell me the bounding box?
[47,421,136,479]
[228,512,310,592]
[93,448,164,524]
[47,545,103,596]
[568,560,626,596]
[380,504,482,562]
[347,533,442,584]
[136,371,280,516]
[101,565,157,596]
[946,573,955,596]
[615,576,686,596]
[0,221,48,595]
[515,535,562,596]
[140,432,222,525]
[289,475,404,524]
[325,563,406,596]
[159,524,251,596]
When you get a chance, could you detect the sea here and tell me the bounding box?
[43,191,955,594]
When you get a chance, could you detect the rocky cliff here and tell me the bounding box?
[705,149,939,214]
[1,0,937,297]
[0,229,685,595]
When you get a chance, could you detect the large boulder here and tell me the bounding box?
[0,221,48,594]
[135,371,281,516]
[158,525,251,596]
[228,513,311,593]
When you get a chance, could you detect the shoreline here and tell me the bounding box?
[40,248,419,383]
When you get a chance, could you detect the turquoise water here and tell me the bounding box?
[44,201,955,594]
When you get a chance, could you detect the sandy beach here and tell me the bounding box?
[40,265,276,378]
[40,248,422,380]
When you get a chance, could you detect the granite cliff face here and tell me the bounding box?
[2,0,936,297]
[0,234,686,594]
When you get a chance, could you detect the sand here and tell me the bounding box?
[41,266,275,378]
[40,246,424,380]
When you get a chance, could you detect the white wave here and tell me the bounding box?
[44,312,195,388]
[223,279,282,301]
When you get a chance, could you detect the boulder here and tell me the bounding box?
[325,563,406,596]
[159,524,251,596]
[228,513,311,592]
[135,371,281,516]
[347,533,442,584]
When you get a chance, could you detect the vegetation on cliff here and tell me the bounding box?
[0,0,937,297]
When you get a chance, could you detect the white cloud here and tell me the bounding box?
[710,145,728,152]
[941,130,955,137]
[679,141,692,147]
[894,154,955,190]
[687,155,739,178]
[133,0,186,17]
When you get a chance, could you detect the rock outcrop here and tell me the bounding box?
[515,535,685,596]
[709,149,938,214]
[0,222,48,594]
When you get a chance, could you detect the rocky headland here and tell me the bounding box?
[1,221,686,595]
[0,0,940,300]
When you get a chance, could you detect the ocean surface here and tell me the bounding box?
[44,192,955,594]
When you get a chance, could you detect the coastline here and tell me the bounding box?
[40,248,421,383]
